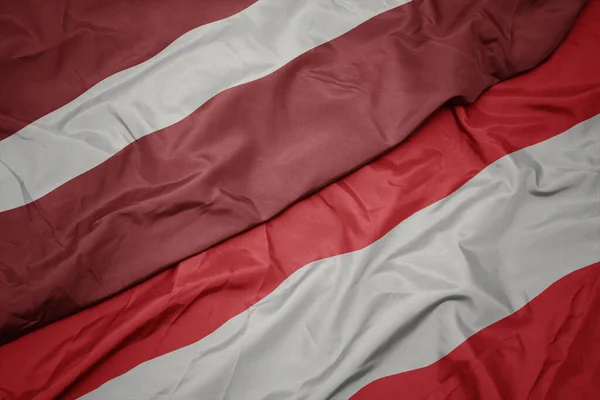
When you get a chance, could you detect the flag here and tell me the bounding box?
[0,0,599,399]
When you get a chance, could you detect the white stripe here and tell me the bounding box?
[83,116,600,400]
[0,0,410,212]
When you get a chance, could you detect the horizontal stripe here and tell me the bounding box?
[353,262,600,400]
[0,3,599,396]
[83,116,600,399]
[0,0,256,138]
[0,0,410,212]
[0,0,589,344]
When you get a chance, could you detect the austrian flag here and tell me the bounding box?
[0,0,598,399]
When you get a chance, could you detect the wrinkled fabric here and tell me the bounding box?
[0,0,412,212]
[354,262,600,400]
[0,0,257,139]
[0,0,589,344]
[0,3,599,395]
[82,116,600,399]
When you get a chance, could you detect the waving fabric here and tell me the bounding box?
[0,0,588,345]
[0,0,599,399]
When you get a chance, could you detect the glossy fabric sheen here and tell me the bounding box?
[0,0,410,212]
[0,0,588,344]
[0,0,257,138]
[353,262,600,400]
[83,116,600,399]
[0,4,599,395]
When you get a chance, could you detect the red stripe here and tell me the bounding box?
[0,2,599,397]
[352,262,600,400]
[0,0,256,139]
[0,0,588,344]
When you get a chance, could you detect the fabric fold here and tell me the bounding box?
[0,0,589,345]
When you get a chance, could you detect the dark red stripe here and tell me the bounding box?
[0,0,256,139]
[0,2,598,397]
[0,0,588,345]
[352,262,600,400]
